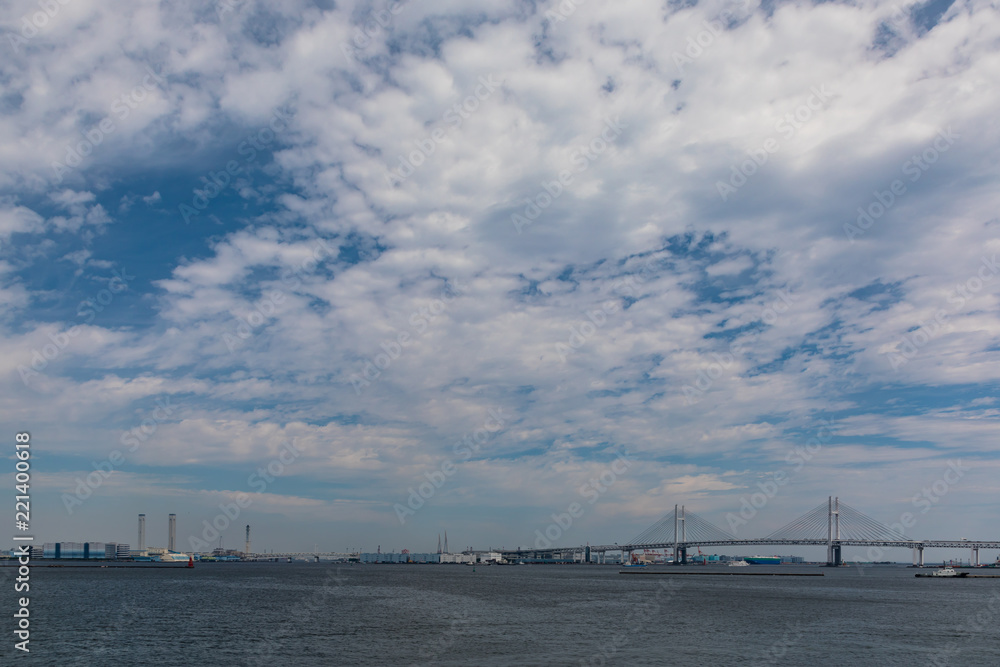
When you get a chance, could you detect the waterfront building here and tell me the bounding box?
[440,553,477,564]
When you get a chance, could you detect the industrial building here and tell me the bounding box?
[33,542,188,561]
[439,552,504,564]
[358,552,441,563]
[351,551,506,564]
[439,553,474,564]
[32,512,184,561]
[42,542,130,559]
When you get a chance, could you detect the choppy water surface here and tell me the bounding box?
[8,563,1000,665]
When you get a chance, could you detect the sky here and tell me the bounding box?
[1,0,998,561]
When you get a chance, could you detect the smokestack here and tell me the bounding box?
[245,525,251,556]
[168,514,176,552]
[138,514,146,551]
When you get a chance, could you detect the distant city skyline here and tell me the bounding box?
[26,503,1000,565]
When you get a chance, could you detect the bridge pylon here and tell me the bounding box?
[827,496,841,566]
[761,495,912,567]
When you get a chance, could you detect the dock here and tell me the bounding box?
[916,573,1000,578]
[620,570,824,576]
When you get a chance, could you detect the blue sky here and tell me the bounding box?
[2,0,999,560]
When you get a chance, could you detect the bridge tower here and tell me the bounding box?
[672,504,689,565]
[673,504,678,565]
[826,496,842,566]
[673,505,688,564]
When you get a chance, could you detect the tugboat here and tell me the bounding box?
[728,559,749,567]
[916,567,968,578]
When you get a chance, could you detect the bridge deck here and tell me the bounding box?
[503,539,1000,559]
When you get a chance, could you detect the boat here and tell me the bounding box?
[916,567,968,578]
[158,552,193,563]
[932,567,966,578]
[729,560,749,567]
[622,554,647,567]
[744,556,781,565]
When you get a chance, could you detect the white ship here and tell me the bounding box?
[158,551,193,562]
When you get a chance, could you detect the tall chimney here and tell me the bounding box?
[245,525,251,556]
[138,514,146,551]
[168,514,176,552]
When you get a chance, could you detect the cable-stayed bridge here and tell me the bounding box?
[502,497,1000,566]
